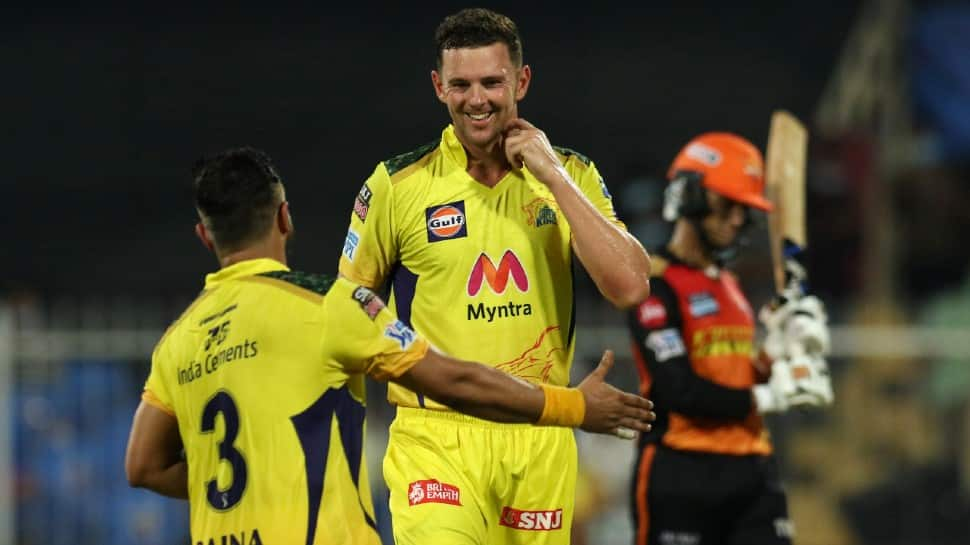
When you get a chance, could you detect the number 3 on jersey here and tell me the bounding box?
[201,390,247,510]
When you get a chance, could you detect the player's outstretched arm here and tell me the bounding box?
[125,401,188,499]
[394,348,655,438]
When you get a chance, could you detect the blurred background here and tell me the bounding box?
[3,0,970,543]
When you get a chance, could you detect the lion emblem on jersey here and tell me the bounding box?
[408,482,425,506]
[495,326,564,383]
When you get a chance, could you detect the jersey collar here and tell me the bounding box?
[440,124,529,190]
[441,125,469,169]
[204,258,289,289]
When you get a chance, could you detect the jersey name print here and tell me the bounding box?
[142,259,428,544]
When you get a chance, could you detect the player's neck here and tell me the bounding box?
[218,239,288,269]
[462,141,511,188]
[668,221,715,270]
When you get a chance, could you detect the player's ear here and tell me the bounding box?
[195,222,215,253]
[514,64,531,101]
[278,201,293,235]
[431,70,447,104]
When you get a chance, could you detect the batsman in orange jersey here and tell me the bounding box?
[338,8,652,545]
[626,132,833,545]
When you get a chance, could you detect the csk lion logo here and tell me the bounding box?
[408,482,425,506]
[495,326,565,383]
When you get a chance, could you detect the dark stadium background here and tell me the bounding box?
[6,2,970,545]
[3,1,857,296]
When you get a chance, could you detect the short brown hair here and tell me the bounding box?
[435,8,523,68]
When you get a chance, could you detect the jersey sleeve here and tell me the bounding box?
[142,341,176,417]
[324,277,429,381]
[572,159,626,230]
[338,164,398,289]
[628,278,752,420]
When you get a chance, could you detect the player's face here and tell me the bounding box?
[432,42,530,150]
[700,191,749,248]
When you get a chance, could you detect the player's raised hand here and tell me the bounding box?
[502,118,565,185]
[576,350,655,439]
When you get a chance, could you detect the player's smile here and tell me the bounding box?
[465,110,495,129]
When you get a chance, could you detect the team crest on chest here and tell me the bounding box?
[521,198,559,227]
[426,201,468,242]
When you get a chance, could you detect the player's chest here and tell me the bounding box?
[670,273,755,361]
[398,180,570,271]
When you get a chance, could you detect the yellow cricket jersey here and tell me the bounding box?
[141,258,428,545]
[339,125,624,409]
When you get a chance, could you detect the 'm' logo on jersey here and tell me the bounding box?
[467,250,529,296]
[499,507,564,531]
[426,201,467,242]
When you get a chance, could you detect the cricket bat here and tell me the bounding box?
[764,110,808,295]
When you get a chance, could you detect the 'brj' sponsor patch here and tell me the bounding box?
[688,292,719,317]
[354,183,372,222]
[426,201,467,242]
[645,328,686,362]
[351,286,384,320]
[408,479,461,506]
[637,296,667,328]
[342,228,360,261]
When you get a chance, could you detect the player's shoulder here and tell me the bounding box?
[254,270,337,301]
[152,290,211,356]
[552,145,594,169]
[381,139,441,184]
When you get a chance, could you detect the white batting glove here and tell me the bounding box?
[753,355,834,413]
[785,348,834,408]
[783,296,830,357]
[759,295,831,360]
[752,359,796,413]
[759,301,789,362]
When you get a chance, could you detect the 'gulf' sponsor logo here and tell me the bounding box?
[425,201,468,242]
[499,507,564,531]
[407,479,461,506]
[467,250,529,296]
[637,296,667,328]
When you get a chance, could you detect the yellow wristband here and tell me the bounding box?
[537,384,586,427]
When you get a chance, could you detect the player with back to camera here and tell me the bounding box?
[626,133,833,545]
[338,7,652,545]
[123,147,655,545]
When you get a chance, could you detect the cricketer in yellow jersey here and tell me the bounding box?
[338,8,651,545]
[124,147,654,545]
